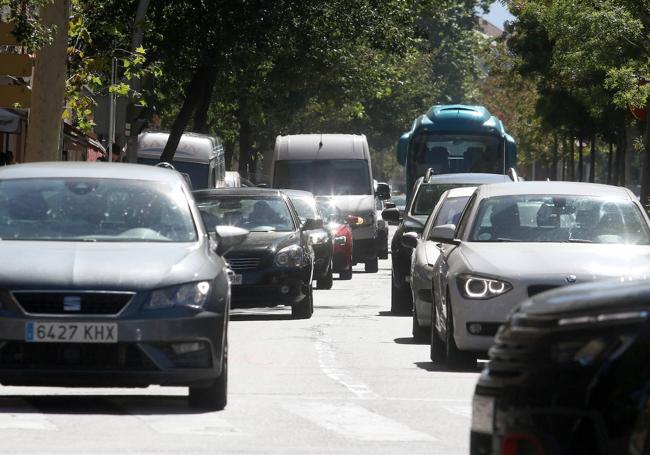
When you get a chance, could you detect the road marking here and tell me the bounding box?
[313,326,380,400]
[286,401,436,441]
[0,398,57,431]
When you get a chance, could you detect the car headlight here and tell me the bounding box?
[146,281,211,310]
[274,244,304,268]
[457,274,512,299]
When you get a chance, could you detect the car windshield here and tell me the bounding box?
[409,133,503,177]
[469,195,650,244]
[391,195,406,207]
[196,196,295,232]
[412,184,475,216]
[274,160,371,195]
[289,196,318,224]
[316,199,344,223]
[138,158,208,189]
[0,178,197,242]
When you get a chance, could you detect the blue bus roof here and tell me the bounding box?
[416,104,505,136]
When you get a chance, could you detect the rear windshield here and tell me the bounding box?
[196,196,295,232]
[274,160,371,195]
[138,158,208,189]
[412,183,476,216]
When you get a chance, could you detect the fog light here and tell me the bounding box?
[171,342,204,355]
[280,285,290,294]
[468,323,483,335]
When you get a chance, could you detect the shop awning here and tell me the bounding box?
[0,108,22,133]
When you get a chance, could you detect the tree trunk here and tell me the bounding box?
[607,142,613,185]
[578,136,584,182]
[193,69,218,134]
[238,118,252,178]
[224,139,235,170]
[24,0,70,162]
[569,136,575,181]
[589,135,596,183]
[159,65,211,163]
[616,124,626,186]
[640,97,650,210]
[551,133,558,180]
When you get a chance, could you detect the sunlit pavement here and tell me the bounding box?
[0,246,480,454]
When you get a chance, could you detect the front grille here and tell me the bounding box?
[227,257,262,271]
[0,342,155,370]
[12,292,133,315]
[528,285,561,297]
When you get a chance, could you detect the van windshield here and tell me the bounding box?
[138,158,208,189]
[274,160,371,195]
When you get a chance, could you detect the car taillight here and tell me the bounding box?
[501,434,544,455]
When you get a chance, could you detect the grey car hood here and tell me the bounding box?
[0,241,219,291]
[328,195,375,217]
[458,242,650,281]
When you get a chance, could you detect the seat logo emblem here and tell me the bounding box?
[63,296,81,312]
[566,275,577,284]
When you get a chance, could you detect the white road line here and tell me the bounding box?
[134,412,247,436]
[286,401,436,441]
[314,335,380,400]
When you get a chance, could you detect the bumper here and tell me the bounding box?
[230,268,310,307]
[450,285,529,351]
[0,311,226,388]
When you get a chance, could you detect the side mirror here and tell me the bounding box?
[302,218,324,230]
[214,225,249,255]
[397,132,410,166]
[376,182,391,200]
[381,208,400,224]
[401,231,419,249]
[384,201,396,209]
[429,224,458,244]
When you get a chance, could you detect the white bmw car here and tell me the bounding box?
[428,181,650,367]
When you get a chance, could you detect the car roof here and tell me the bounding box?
[193,187,286,198]
[476,181,635,200]
[425,173,511,184]
[0,162,186,184]
[446,186,477,198]
[280,189,315,199]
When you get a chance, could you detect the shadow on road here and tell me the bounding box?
[230,313,293,321]
[0,394,214,415]
[414,360,485,373]
[394,337,428,345]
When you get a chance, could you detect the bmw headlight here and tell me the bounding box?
[457,274,511,299]
[146,281,211,310]
[274,244,304,268]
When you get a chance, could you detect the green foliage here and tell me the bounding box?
[0,0,54,51]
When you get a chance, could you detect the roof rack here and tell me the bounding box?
[425,168,436,182]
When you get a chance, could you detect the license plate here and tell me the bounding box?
[231,274,243,285]
[25,321,118,343]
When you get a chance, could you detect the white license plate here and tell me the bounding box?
[231,274,243,285]
[25,321,118,343]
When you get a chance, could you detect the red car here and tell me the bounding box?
[316,198,354,280]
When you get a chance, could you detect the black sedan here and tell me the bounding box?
[194,188,316,319]
[0,162,244,410]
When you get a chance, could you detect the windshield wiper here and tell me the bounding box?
[493,238,519,242]
[566,238,593,243]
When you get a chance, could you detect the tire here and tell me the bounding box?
[339,269,353,280]
[365,258,379,273]
[189,345,227,411]
[390,272,413,315]
[412,304,429,343]
[430,300,445,363]
[445,290,476,369]
[316,266,333,290]
[379,248,388,260]
[292,284,313,319]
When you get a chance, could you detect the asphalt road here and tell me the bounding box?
[0,255,480,454]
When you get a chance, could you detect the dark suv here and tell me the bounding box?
[383,171,512,314]
[472,280,650,455]
[194,188,317,319]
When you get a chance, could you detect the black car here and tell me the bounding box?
[282,189,334,290]
[0,162,243,410]
[194,188,317,319]
[471,280,650,455]
[382,172,512,315]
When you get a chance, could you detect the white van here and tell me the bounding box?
[135,130,226,189]
[269,134,389,272]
